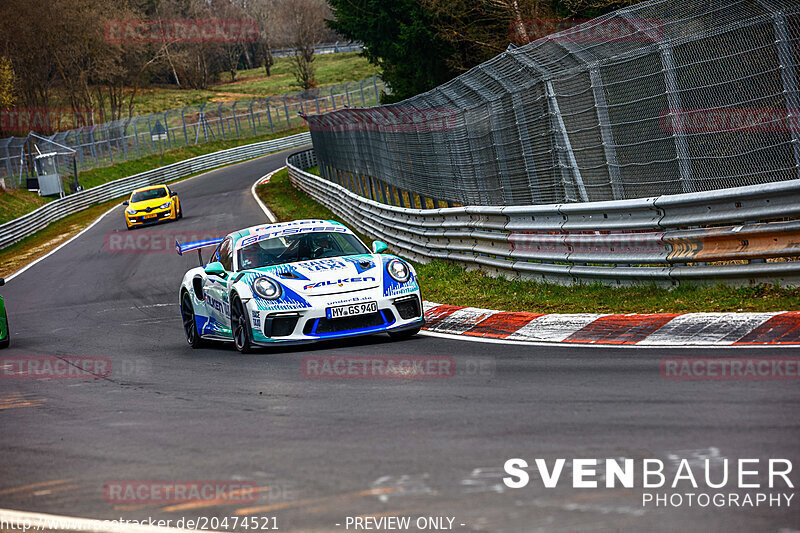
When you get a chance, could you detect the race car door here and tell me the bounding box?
[202,237,233,338]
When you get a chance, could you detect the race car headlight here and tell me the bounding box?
[159,201,171,209]
[253,277,282,300]
[387,259,411,283]
[125,208,137,215]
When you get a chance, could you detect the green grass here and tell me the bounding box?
[257,168,800,313]
[105,53,378,115]
[0,198,120,278]
[0,188,52,224]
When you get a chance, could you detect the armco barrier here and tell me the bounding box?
[287,149,800,287]
[0,132,310,250]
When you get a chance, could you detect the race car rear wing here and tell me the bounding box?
[175,237,224,264]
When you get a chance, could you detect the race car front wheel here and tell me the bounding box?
[231,296,253,354]
[181,292,203,348]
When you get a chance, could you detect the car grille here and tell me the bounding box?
[393,295,421,319]
[304,309,396,335]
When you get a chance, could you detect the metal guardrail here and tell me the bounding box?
[0,132,311,250]
[287,149,800,287]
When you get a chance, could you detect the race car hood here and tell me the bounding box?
[249,254,382,297]
[129,196,172,211]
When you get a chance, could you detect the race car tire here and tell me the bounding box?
[231,295,253,354]
[126,222,133,231]
[177,203,183,219]
[181,291,204,348]
[388,327,421,340]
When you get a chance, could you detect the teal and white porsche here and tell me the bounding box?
[176,220,424,353]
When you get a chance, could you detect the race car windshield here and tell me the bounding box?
[237,231,370,270]
[130,188,168,203]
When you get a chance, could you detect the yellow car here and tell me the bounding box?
[123,184,182,230]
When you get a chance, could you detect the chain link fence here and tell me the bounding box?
[306,0,800,207]
[0,74,385,189]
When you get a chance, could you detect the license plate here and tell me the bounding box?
[144,213,157,219]
[326,301,378,319]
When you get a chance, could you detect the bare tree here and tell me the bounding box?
[274,0,333,90]
[246,0,277,76]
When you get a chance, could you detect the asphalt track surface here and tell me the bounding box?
[1,149,799,533]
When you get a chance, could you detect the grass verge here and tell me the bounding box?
[0,199,118,279]
[257,168,800,313]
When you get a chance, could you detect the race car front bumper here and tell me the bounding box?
[126,207,176,227]
[248,293,425,346]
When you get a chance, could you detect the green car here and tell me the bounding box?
[0,278,8,349]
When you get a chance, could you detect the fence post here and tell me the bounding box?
[555,40,624,200]
[217,103,226,139]
[249,101,257,136]
[622,11,694,193]
[345,82,352,107]
[359,79,366,106]
[232,102,241,138]
[181,106,190,146]
[283,95,291,128]
[163,111,172,150]
[771,8,800,178]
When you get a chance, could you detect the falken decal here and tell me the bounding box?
[303,276,377,291]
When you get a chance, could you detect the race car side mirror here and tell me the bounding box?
[205,261,226,277]
[372,241,388,254]
[122,200,129,205]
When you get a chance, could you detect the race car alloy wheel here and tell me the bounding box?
[181,292,203,348]
[231,296,253,354]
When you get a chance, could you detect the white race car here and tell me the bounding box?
[176,220,424,352]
